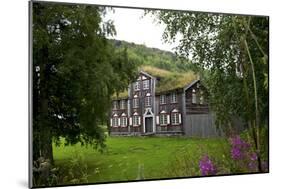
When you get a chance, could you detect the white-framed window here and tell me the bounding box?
[199,91,204,105]
[171,113,179,125]
[132,112,140,126]
[160,95,166,104]
[113,101,118,110]
[132,116,140,126]
[112,114,119,127]
[192,89,197,104]
[171,92,177,103]
[143,80,149,89]
[160,114,168,125]
[120,113,127,127]
[134,81,140,91]
[171,109,181,125]
[120,100,126,109]
[133,96,139,108]
[160,110,168,125]
[145,93,151,107]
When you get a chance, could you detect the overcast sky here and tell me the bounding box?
[103,7,178,52]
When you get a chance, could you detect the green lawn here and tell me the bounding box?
[53,136,230,184]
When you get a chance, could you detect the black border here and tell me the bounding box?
[29,0,270,188]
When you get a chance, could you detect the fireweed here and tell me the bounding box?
[229,136,258,172]
[199,155,217,176]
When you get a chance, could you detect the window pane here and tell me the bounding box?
[143,80,149,89]
[171,93,177,103]
[160,95,166,104]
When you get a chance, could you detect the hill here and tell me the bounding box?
[110,39,199,99]
[110,39,195,73]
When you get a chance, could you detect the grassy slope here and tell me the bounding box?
[53,136,229,184]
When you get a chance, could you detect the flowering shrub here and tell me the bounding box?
[199,155,217,176]
[229,136,259,172]
[230,136,251,160]
[197,136,267,176]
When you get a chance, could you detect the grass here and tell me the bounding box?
[53,136,230,184]
[141,65,198,93]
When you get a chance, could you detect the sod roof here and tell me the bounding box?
[112,66,198,100]
[141,66,198,94]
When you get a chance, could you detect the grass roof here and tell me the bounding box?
[141,66,172,78]
[112,89,128,100]
[141,66,198,94]
[111,66,198,100]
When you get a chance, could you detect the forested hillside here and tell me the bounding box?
[110,39,195,72]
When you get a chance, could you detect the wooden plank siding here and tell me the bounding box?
[184,113,221,137]
[109,72,242,138]
[185,81,210,115]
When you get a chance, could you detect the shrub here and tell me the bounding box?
[199,155,217,176]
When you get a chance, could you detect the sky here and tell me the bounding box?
[103,7,178,52]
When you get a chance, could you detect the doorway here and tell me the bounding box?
[145,117,153,133]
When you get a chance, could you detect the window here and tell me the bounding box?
[160,95,166,104]
[171,109,181,125]
[112,117,118,127]
[160,114,168,125]
[145,93,151,107]
[132,112,140,126]
[132,116,140,126]
[199,91,204,104]
[145,96,151,107]
[112,114,119,127]
[171,92,177,103]
[133,96,139,108]
[120,113,127,127]
[143,80,149,89]
[160,110,168,125]
[192,89,197,104]
[134,81,140,91]
[113,101,118,110]
[171,113,179,125]
[120,100,126,109]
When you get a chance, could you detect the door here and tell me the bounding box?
[145,117,153,133]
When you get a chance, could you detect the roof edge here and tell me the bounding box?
[183,79,200,91]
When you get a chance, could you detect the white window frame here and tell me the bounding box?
[192,89,197,104]
[132,115,140,126]
[199,91,204,105]
[112,117,119,127]
[160,113,168,126]
[171,92,177,103]
[120,100,126,109]
[145,93,151,107]
[120,116,127,127]
[171,113,180,125]
[134,81,140,91]
[143,80,149,89]
[133,96,139,108]
[145,96,151,107]
[160,95,166,104]
[113,101,118,110]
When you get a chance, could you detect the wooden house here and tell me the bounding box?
[110,66,220,137]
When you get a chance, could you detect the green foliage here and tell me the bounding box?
[53,137,229,184]
[111,39,195,73]
[64,153,90,184]
[33,157,59,186]
[147,10,269,132]
[240,126,269,161]
[32,1,138,165]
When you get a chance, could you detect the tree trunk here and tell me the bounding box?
[37,45,54,163]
